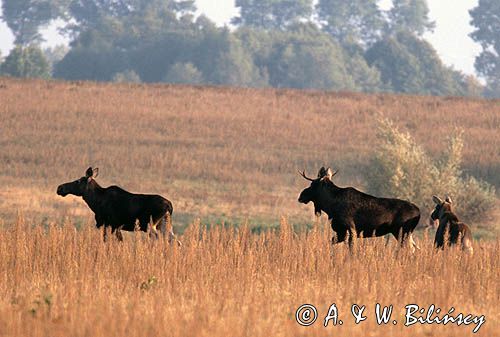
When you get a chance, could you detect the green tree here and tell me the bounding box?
[164,62,204,84]
[388,0,435,36]
[316,0,385,46]
[1,0,58,44]
[66,0,196,34]
[232,0,313,30]
[365,31,462,95]
[469,0,500,97]
[264,24,356,90]
[1,45,50,78]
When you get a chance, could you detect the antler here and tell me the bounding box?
[298,169,314,181]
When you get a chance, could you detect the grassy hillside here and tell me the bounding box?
[0,78,498,230]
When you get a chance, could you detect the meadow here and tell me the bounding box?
[0,78,498,229]
[0,78,499,336]
[0,218,498,337]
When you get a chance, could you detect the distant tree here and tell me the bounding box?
[1,45,50,78]
[43,44,69,75]
[388,0,435,36]
[66,0,196,35]
[1,0,59,45]
[232,0,313,30]
[469,0,500,97]
[194,29,267,86]
[365,31,461,95]
[164,62,203,84]
[263,24,356,90]
[316,0,385,46]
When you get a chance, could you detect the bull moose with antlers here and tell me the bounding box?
[57,167,180,244]
[298,167,420,250]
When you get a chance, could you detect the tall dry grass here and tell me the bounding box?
[0,78,498,228]
[0,218,498,337]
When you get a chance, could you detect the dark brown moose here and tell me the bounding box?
[431,195,473,254]
[57,167,180,244]
[298,167,420,250]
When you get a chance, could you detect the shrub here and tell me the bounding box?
[112,69,141,83]
[367,117,496,223]
[163,62,204,85]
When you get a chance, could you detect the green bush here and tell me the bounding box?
[367,117,496,223]
[112,69,142,83]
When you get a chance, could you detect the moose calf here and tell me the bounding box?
[431,195,473,254]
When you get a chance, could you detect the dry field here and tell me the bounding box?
[0,218,498,337]
[0,78,499,337]
[0,77,498,230]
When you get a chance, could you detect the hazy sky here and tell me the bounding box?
[0,0,481,76]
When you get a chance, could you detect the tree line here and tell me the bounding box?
[0,0,498,97]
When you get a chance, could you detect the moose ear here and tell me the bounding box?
[85,167,93,178]
[325,167,334,180]
[432,195,442,204]
[317,166,326,178]
[445,195,452,204]
[92,167,99,178]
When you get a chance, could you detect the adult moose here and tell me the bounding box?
[298,167,420,250]
[57,167,180,245]
[431,195,473,254]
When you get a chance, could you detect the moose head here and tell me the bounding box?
[430,195,453,221]
[298,166,338,216]
[57,167,99,197]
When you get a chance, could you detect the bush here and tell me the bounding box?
[367,117,496,223]
[112,69,142,83]
[164,62,204,85]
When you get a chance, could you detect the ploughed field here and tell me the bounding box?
[0,219,498,337]
[0,78,498,230]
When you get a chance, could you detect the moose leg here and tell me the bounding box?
[159,214,180,245]
[112,226,124,241]
[103,225,111,242]
[332,229,348,245]
[148,216,160,240]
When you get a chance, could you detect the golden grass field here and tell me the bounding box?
[0,78,499,336]
[0,218,498,337]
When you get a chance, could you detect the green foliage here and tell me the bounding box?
[112,69,142,83]
[265,26,356,90]
[365,31,465,95]
[232,0,313,30]
[40,0,482,96]
[469,0,500,98]
[1,0,58,45]
[316,0,385,46]
[367,117,496,223]
[388,0,435,36]
[164,62,203,84]
[1,45,50,79]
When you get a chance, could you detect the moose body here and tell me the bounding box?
[57,167,178,243]
[298,167,420,249]
[431,195,473,254]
